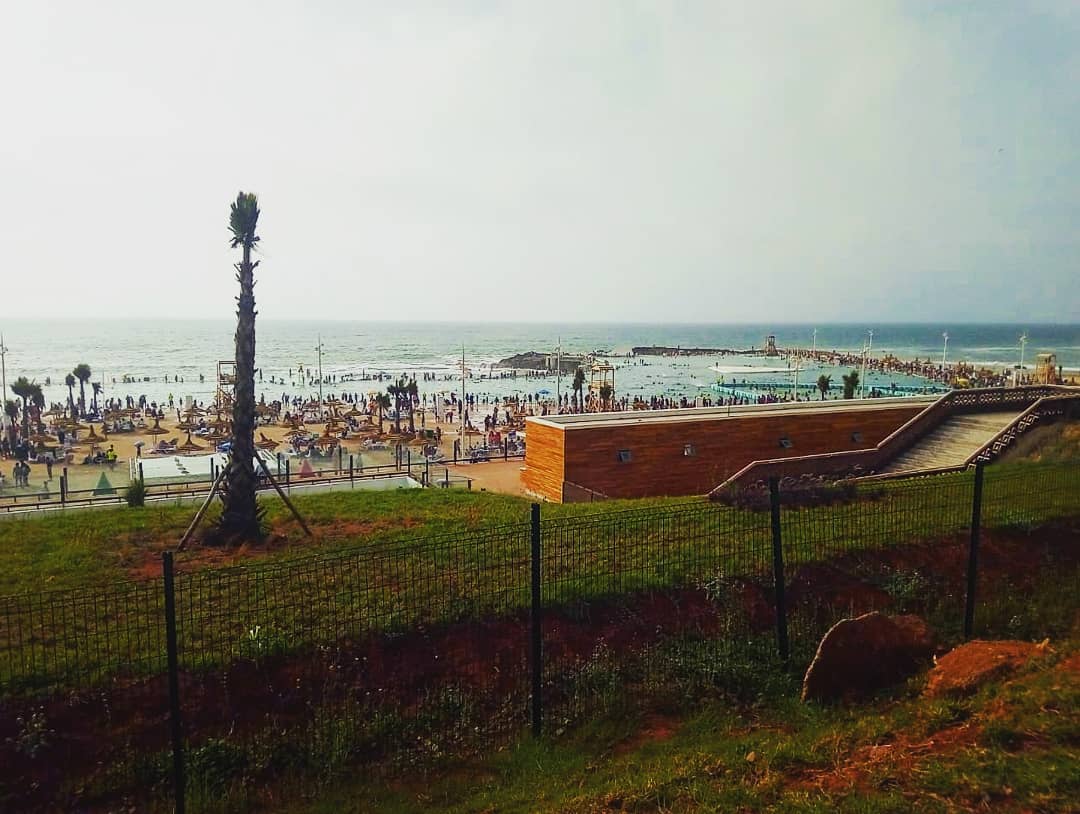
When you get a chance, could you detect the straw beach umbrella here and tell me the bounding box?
[177,432,203,453]
[143,418,169,437]
[256,434,280,451]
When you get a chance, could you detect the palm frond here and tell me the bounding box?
[229,191,261,250]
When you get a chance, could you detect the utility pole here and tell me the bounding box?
[792,348,800,402]
[1018,333,1028,385]
[0,333,7,405]
[941,332,949,372]
[315,335,324,417]
[860,329,873,398]
[555,336,561,412]
[460,344,466,454]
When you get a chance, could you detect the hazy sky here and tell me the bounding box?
[2,2,1078,323]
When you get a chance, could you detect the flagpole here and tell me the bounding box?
[555,336,561,412]
[0,333,7,406]
[460,344,466,453]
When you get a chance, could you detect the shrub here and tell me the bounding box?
[124,480,146,508]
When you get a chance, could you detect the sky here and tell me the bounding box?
[1,1,1078,323]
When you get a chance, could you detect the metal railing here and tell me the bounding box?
[710,385,1080,492]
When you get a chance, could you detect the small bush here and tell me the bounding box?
[124,480,146,508]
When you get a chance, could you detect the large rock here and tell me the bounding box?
[924,640,1048,698]
[801,612,938,703]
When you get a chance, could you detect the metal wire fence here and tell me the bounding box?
[0,460,1077,812]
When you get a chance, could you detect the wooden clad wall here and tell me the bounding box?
[524,403,924,501]
[521,420,565,501]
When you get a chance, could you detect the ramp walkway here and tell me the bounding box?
[710,386,1080,492]
[876,411,1022,475]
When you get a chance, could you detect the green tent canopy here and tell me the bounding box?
[93,473,115,496]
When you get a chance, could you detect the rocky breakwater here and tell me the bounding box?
[496,352,586,373]
[631,345,756,356]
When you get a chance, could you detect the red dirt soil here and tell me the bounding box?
[924,640,1050,698]
[798,720,983,794]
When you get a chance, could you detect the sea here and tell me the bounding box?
[1,320,1077,408]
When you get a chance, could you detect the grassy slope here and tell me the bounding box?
[1000,419,1080,464]
[1,461,1076,694]
[1,461,1076,599]
[292,638,1080,814]
[0,489,690,596]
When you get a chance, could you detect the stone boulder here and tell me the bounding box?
[924,640,1049,698]
[801,612,938,703]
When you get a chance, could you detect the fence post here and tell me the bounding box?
[769,477,789,664]
[964,463,986,639]
[530,503,543,737]
[349,454,354,486]
[60,473,67,505]
[285,459,290,487]
[162,552,186,814]
[407,448,411,475]
[139,462,145,484]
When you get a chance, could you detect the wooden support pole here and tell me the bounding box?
[256,454,312,537]
[177,467,227,551]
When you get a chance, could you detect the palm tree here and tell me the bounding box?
[3,399,19,445]
[64,373,76,415]
[406,379,419,434]
[387,378,407,433]
[842,370,860,400]
[599,383,613,411]
[572,367,586,412]
[374,393,391,434]
[29,384,45,433]
[218,191,262,541]
[816,374,832,401]
[11,377,34,438]
[91,382,102,414]
[73,364,91,416]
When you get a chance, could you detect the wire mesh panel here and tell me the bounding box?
[981,461,1079,529]
[539,502,777,729]
[171,522,533,803]
[975,463,1080,639]
[0,579,168,810]
[0,459,1077,811]
[778,473,979,664]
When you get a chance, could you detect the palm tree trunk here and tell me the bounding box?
[20,398,29,438]
[78,382,86,416]
[220,246,260,538]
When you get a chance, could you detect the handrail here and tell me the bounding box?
[969,393,1080,466]
[708,385,1079,495]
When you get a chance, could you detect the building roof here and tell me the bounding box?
[526,395,939,431]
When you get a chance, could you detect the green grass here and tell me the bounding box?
[245,636,1080,813]
[0,461,1077,694]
